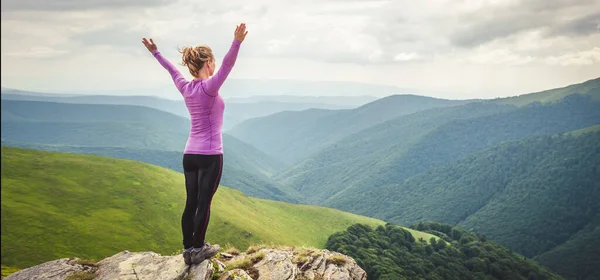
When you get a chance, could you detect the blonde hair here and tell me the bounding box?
[179,45,214,78]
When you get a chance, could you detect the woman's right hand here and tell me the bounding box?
[234,23,248,42]
[142,38,158,53]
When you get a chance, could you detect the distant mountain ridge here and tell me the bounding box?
[493,76,600,106]
[1,90,371,130]
[229,94,476,164]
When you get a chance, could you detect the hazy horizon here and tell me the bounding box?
[1,0,599,100]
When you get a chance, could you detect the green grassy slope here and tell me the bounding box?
[493,77,600,106]
[229,94,474,164]
[0,141,297,203]
[0,146,403,270]
[533,215,600,280]
[0,100,290,200]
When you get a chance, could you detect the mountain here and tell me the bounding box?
[217,78,405,99]
[0,100,291,201]
[226,94,379,106]
[223,101,354,131]
[1,100,188,151]
[229,94,475,164]
[274,101,515,203]
[1,90,190,118]
[493,76,600,106]
[0,87,78,97]
[44,78,402,100]
[354,129,600,262]
[0,99,187,130]
[533,216,600,280]
[264,78,600,279]
[326,223,563,280]
[1,89,368,130]
[453,131,600,258]
[274,99,600,279]
[0,146,398,270]
[277,91,600,208]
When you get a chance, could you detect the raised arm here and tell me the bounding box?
[203,23,248,96]
[142,38,188,94]
[203,39,241,96]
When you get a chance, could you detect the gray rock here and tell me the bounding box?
[3,258,94,280]
[4,247,366,280]
[94,251,186,280]
[253,249,297,280]
[218,269,254,280]
[221,247,366,280]
[94,250,214,280]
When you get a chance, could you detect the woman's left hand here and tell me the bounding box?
[142,38,158,53]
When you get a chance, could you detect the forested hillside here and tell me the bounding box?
[323,94,600,210]
[326,223,562,280]
[229,94,473,164]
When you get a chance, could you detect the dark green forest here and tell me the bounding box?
[325,94,600,212]
[276,102,515,202]
[354,129,600,259]
[277,93,600,208]
[326,223,562,280]
[533,216,600,280]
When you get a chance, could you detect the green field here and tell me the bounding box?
[0,146,427,270]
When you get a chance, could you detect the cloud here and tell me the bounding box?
[1,0,599,89]
[464,48,535,66]
[2,47,69,59]
[393,52,421,62]
[449,0,600,48]
[549,12,600,37]
[545,47,600,66]
[1,0,168,11]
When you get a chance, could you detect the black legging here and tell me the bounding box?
[181,154,223,249]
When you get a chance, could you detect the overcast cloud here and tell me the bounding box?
[1,0,599,99]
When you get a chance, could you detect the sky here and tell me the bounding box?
[1,0,599,99]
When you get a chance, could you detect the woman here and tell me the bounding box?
[142,23,248,265]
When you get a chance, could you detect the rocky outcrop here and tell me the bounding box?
[4,246,366,280]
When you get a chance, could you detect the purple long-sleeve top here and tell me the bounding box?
[152,39,242,155]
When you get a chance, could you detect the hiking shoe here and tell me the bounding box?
[191,242,221,264]
[182,248,193,265]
